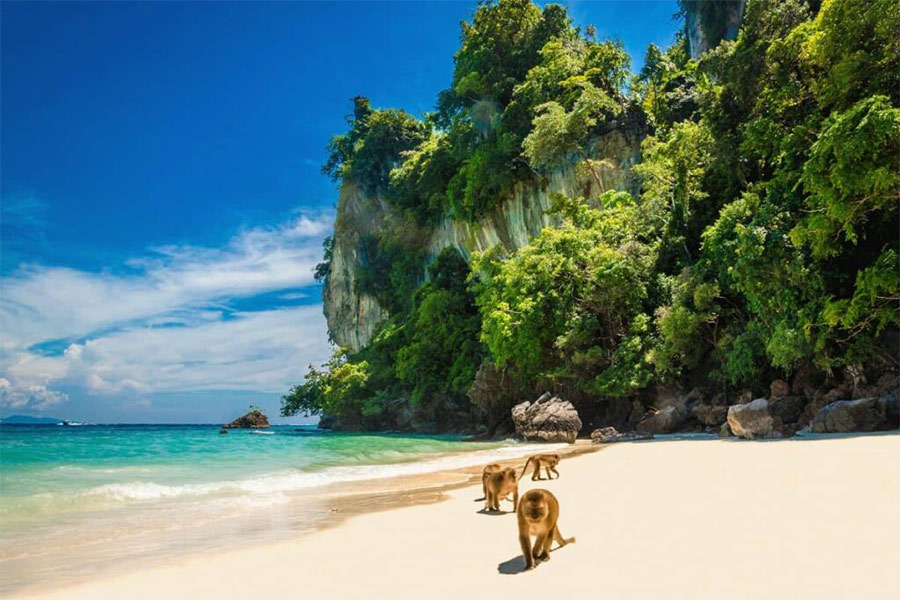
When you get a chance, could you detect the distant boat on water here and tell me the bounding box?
[59,420,85,427]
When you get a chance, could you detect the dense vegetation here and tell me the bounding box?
[284,0,898,433]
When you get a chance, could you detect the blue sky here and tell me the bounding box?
[0,1,678,423]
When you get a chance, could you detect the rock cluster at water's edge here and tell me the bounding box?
[512,392,582,443]
[812,394,899,433]
[590,427,654,444]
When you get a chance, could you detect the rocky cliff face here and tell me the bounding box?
[323,116,645,352]
[683,0,746,59]
[323,181,391,352]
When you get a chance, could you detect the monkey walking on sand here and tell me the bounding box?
[484,467,519,512]
[477,464,502,502]
[516,489,575,570]
[520,454,561,481]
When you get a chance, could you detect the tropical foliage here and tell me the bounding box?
[285,0,899,431]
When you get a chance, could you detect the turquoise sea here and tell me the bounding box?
[0,423,554,592]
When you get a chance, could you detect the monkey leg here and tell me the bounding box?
[532,464,543,481]
[540,527,555,560]
[512,489,519,511]
[544,465,553,480]
[520,534,535,570]
[550,465,559,479]
[532,533,548,561]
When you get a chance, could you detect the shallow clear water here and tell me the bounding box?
[0,424,502,519]
[0,423,552,592]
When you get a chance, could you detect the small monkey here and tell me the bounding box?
[520,454,560,481]
[516,489,575,570]
[485,467,519,512]
[478,463,502,502]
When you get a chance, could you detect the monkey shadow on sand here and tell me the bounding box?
[497,546,565,575]
[497,555,529,574]
[476,507,514,516]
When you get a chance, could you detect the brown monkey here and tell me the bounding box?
[516,489,575,570]
[520,454,561,481]
[485,467,519,512]
[477,463,502,502]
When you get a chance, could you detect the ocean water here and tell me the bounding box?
[0,423,556,592]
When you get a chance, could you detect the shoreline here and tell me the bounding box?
[4,438,597,596]
[13,432,900,599]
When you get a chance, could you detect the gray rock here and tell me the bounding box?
[692,404,728,427]
[590,427,654,444]
[511,393,582,443]
[768,396,807,424]
[811,395,900,433]
[727,398,782,439]
[636,405,687,434]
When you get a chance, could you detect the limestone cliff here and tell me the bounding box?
[323,115,646,352]
[683,0,746,59]
[323,181,391,352]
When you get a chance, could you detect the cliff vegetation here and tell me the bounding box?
[283,0,899,435]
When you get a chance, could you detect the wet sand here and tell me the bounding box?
[16,433,899,599]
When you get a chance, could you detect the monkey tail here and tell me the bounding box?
[519,457,534,480]
[554,527,575,546]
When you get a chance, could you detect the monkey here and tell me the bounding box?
[477,463,502,502]
[520,454,561,481]
[516,489,575,570]
[485,467,519,512]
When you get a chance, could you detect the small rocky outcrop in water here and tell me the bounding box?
[590,426,653,444]
[511,392,582,443]
[223,408,269,429]
[811,394,900,433]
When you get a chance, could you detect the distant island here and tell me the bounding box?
[0,414,63,424]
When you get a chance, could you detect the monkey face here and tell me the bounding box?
[523,497,548,521]
[502,468,517,482]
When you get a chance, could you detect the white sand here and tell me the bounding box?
[20,434,899,599]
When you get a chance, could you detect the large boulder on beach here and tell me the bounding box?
[727,398,781,439]
[590,427,654,444]
[223,409,269,429]
[636,405,687,434]
[511,393,582,443]
[811,395,900,433]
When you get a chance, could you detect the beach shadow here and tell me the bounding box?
[497,555,528,574]
[477,508,513,516]
[497,545,567,574]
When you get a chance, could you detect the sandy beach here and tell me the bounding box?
[15,433,899,600]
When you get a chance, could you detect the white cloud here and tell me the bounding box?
[0,211,335,413]
[0,378,68,412]
[1,211,334,350]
